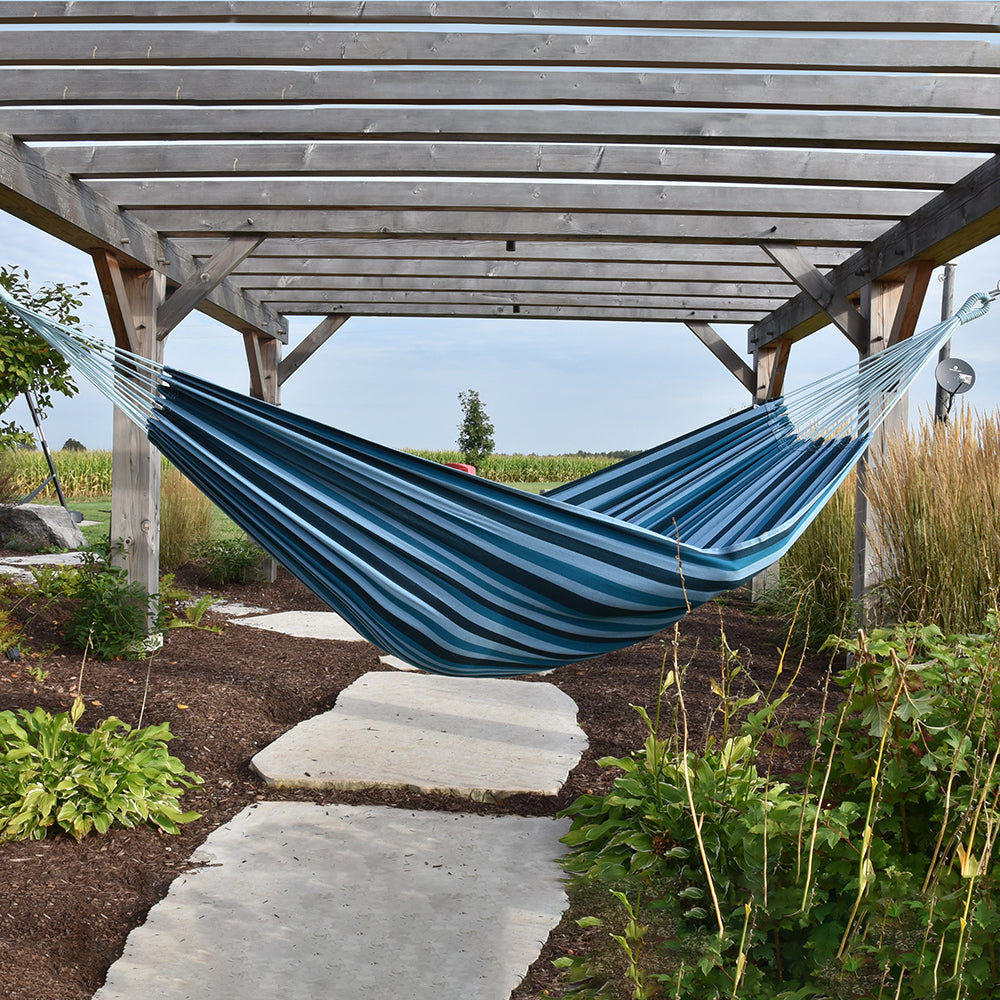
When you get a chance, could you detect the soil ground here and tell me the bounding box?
[0,560,838,1000]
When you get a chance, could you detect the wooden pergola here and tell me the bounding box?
[1,1,998,611]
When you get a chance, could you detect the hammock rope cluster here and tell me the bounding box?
[0,284,992,676]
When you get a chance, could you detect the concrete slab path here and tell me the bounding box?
[251,671,587,801]
[93,802,570,1000]
[233,609,368,642]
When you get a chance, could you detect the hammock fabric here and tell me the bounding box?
[0,285,992,676]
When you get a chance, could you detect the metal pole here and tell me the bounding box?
[23,387,69,509]
[935,262,956,423]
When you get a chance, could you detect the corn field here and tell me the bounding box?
[2,448,615,499]
[2,449,114,499]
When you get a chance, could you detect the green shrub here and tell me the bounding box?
[557,619,1000,1000]
[0,698,201,840]
[196,536,265,586]
[65,549,164,659]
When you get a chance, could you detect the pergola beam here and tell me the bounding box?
[751,153,1000,348]
[0,2,995,31]
[4,30,1000,74]
[4,69,998,113]
[156,233,266,339]
[9,109,1000,153]
[685,321,756,393]
[129,208,891,245]
[279,315,350,386]
[0,133,286,341]
[39,142,976,191]
[186,239,854,268]
[97,179,928,220]
[762,242,865,350]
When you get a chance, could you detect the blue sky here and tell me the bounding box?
[3,210,999,456]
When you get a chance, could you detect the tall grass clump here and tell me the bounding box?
[159,465,213,569]
[758,471,856,647]
[867,408,1000,633]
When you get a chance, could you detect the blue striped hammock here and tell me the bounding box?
[0,285,992,675]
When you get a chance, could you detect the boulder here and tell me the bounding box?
[0,503,86,552]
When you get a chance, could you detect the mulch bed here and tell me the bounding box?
[0,561,837,1000]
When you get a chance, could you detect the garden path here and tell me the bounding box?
[86,605,582,1000]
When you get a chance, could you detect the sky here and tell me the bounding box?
[2,210,999,457]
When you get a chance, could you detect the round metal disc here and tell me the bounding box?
[934,357,976,394]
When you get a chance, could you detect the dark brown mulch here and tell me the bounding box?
[0,561,837,1000]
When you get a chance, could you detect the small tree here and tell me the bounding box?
[456,389,495,468]
[0,266,86,451]
[62,438,86,452]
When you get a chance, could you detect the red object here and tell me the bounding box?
[445,462,477,475]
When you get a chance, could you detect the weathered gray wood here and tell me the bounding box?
[256,300,770,321]
[4,30,1000,74]
[39,142,975,191]
[244,332,281,406]
[96,178,927,220]
[229,256,799,284]
[684,321,755,392]
[0,2,994,31]
[249,275,795,298]
[106,266,165,613]
[243,330,281,582]
[9,108,1000,153]
[156,234,267,339]
[3,69,997,114]
[185,238,854,268]
[762,243,865,350]
[852,279,916,628]
[259,288,780,312]
[129,207,888,244]
[92,249,142,354]
[279,315,349,386]
[888,261,936,347]
[0,133,285,340]
[751,153,1000,347]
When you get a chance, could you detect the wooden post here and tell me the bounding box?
[94,254,166,618]
[750,338,791,600]
[852,270,929,628]
[243,330,282,581]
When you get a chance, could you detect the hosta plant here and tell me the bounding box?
[0,698,202,841]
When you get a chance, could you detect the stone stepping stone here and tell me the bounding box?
[378,653,419,671]
[251,671,587,801]
[232,610,367,642]
[93,802,569,1000]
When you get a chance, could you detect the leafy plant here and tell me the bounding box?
[29,562,83,598]
[196,536,265,586]
[0,698,201,841]
[64,547,165,659]
[167,594,222,633]
[0,265,86,451]
[557,617,1000,1000]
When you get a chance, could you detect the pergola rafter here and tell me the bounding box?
[0,0,999,609]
